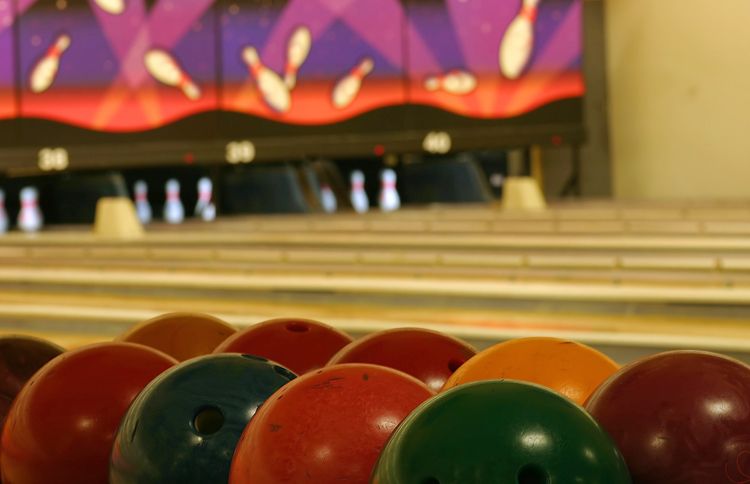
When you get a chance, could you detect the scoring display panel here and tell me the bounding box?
[0,0,585,171]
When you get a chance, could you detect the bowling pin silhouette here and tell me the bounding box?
[134,180,152,224]
[17,187,43,233]
[163,179,184,224]
[350,170,369,214]
[0,189,7,234]
[379,169,400,212]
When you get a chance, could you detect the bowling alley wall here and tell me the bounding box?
[0,0,585,170]
[605,0,750,199]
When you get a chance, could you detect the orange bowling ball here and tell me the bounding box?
[117,312,236,361]
[441,337,618,405]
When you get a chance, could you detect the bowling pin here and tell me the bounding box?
[320,184,337,214]
[499,0,540,79]
[284,26,312,90]
[0,189,7,235]
[331,57,374,109]
[144,49,202,100]
[17,187,43,233]
[93,0,125,15]
[29,34,71,94]
[424,70,477,95]
[379,169,400,213]
[195,177,216,222]
[133,180,152,224]
[242,46,292,113]
[349,170,369,214]
[163,179,184,224]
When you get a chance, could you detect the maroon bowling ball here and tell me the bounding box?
[327,328,476,391]
[0,336,64,479]
[0,336,64,424]
[586,351,750,483]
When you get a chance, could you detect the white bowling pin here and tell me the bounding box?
[195,177,216,221]
[93,0,125,15]
[332,57,374,109]
[379,169,400,212]
[242,46,292,113]
[17,187,43,233]
[424,70,477,95]
[0,189,8,235]
[284,26,312,90]
[144,49,202,100]
[133,180,152,224]
[349,170,369,214]
[499,0,540,79]
[29,34,71,94]
[163,179,184,224]
[320,184,337,214]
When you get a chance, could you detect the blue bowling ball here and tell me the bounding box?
[110,353,296,483]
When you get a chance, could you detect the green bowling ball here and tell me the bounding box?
[372,380,630,484]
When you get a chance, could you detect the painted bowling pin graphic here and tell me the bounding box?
[133,180,152,224]
[242,46,292,113]
[195,177,216,222]
[93,0,125,15]
[379,169,400,213]
[284,26,312,90]
[17,187,43,233]
[29,34,71,94]
[332,57,374,109]
[350,170,369,214]
[144,49,202,100]
[0,189,7,235]
[320,184,337,213]
[424,70,477,95]
[163,179,184,224]
[499,0,541,79]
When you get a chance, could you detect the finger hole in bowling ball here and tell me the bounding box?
[285,322,309,333]
[517,464,550,484]
[193,406,224,436]
[420,478,440,484]
[273,364,296,379]
[447,358,465,373]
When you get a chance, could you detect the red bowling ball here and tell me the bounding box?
[229,363,433,484]
[1,343,176,484]
[328,327,477,391]
[214,318,352,374]
[586,351,750,484]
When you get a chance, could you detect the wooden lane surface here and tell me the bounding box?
[8,231,750,253]
[4,264,750,305]
[1,289,750,355]
[1,255,749,288]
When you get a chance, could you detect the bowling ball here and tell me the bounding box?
[442,337,618,404]
[118,312,236,361]
[1,343,176,484]
[372,380,631,484]
[0,335,63,426]
[327,328,476,391]
[214,318,351,374]
[110,353,296,483]
[586,351,750,484]
[229,363,433,484]
[0,336,64,480]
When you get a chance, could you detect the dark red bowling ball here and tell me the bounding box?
[0,335,63,427]
[586,351,750,483]
[0,336,64,480]
[1,342,176,484]
[229,363,433,484]
[214,318,352,374]
[327,328,476,391]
